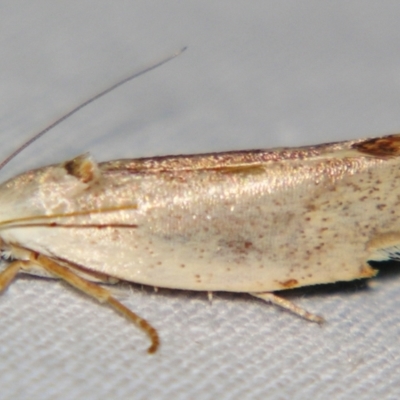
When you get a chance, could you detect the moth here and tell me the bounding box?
[0,51,398,353]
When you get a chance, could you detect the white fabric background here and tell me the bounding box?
[1,2,400,399]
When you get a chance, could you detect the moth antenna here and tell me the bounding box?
[0,46,187,172]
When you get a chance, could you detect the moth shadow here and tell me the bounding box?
[121,282,247,305]
[369,259,400,280]
[274,259,400,301]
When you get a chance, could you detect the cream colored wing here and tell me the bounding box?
[1,135,400,292]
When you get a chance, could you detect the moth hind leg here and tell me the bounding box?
[250,292,324,324]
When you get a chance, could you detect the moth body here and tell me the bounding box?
[1,134,399,352]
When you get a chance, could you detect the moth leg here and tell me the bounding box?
[28,252,159,353]
[0,260,30,292]
[250,292,324,324]
[49,258,120,284]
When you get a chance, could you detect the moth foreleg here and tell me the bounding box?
[250,292,324,324]
[27,252,159,353]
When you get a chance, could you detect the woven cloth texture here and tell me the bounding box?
[1,2,400,399]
